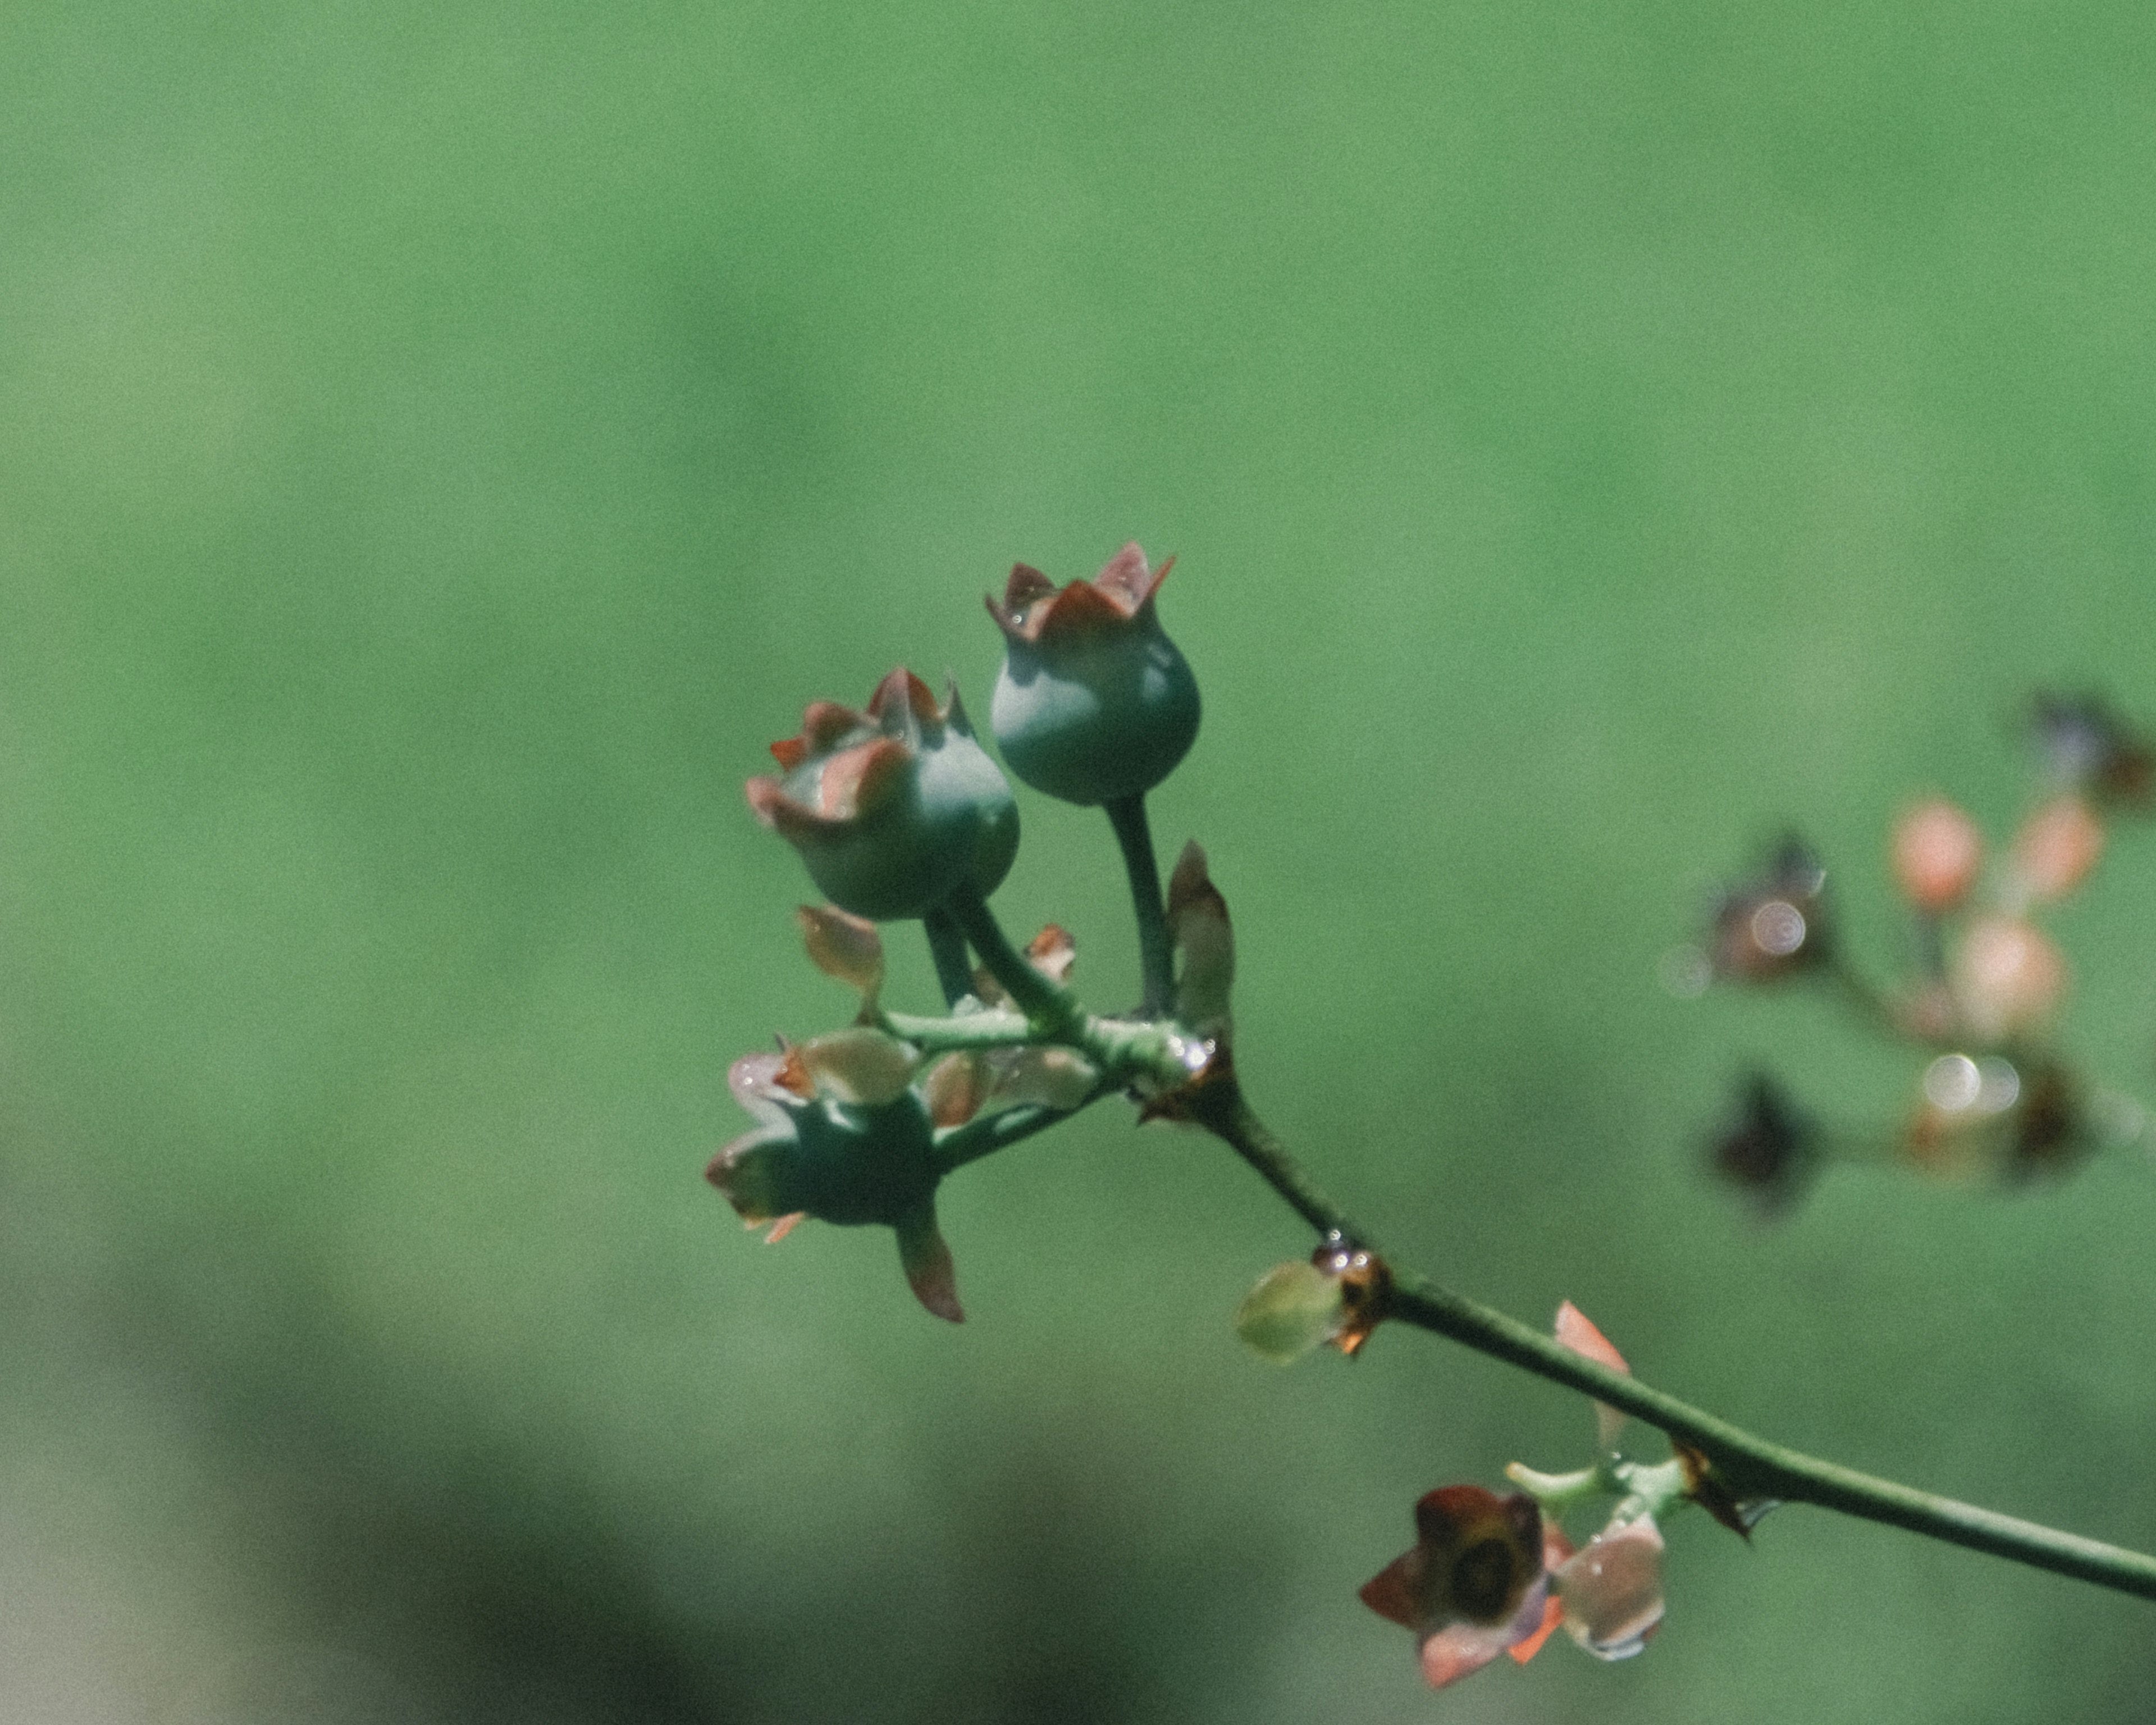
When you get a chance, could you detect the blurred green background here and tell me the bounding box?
[7,1,2156,1719]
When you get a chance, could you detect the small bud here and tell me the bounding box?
[1891,798,1983,912]
[1234,1235,1392,1363]
[2009,794,2104,903]
[986,544,1202,805]
[1951,914,2066,1043]
[1234,1261,1345,1363]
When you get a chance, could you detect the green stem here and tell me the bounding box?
[943,884,1082,1036]
[883,1007,1035,1053]
[1191,1067,2156,1601]
[921,906,978,1008]
[1104,792,1175,1016]
[933,1083,1117,1174]
[1821,951,1919,1044]
[898,939,2156,1599]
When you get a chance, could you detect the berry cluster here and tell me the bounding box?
[1690,695,2153,1210]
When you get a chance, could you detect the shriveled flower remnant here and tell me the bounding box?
[1355,1302,1741,1691]
[1684,692,2152,1208]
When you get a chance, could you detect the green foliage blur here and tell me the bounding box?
[6,2,2156,1719]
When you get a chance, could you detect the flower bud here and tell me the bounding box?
[1951,914,2066,1042]
[1236,1234,1392,1362]
[986,544,1201,805]
[1234,1261,1345,1363]
[1890,798,1982,912]
[1553,1514,1664,1660]
[2010,793,2104,903]
[748,670,1019,921]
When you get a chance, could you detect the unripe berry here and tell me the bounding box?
[747,670,1018,920]
[986,544,1200,806]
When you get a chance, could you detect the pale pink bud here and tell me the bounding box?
[1891,798,1983,912]
[1554,1300,1631,1451]
[2010,794,2104,903]
[1952,915,2067,1042]
[1555,1514,1665,1660]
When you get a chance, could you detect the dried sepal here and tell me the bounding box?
[971,924,1077,1008]
[1554,1300,1631,1452]
[1709,1072,1819,1215]
[2032,691,2154,807]
[1312,1233,1391,1357]
[1167,841,1235,1041]
[1674,1443,1779,1540]
[797,903,885,1007]
[1026,923,1077,982]
[894,1203,963,1324]
[797,1027,920,1106]
[920,1052,989,1127]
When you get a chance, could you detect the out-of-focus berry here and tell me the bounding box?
[1710,840,1829,982]
[1890,798,1983,912]
[2010,793,2105,903]
[1951,914,2066,1043]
